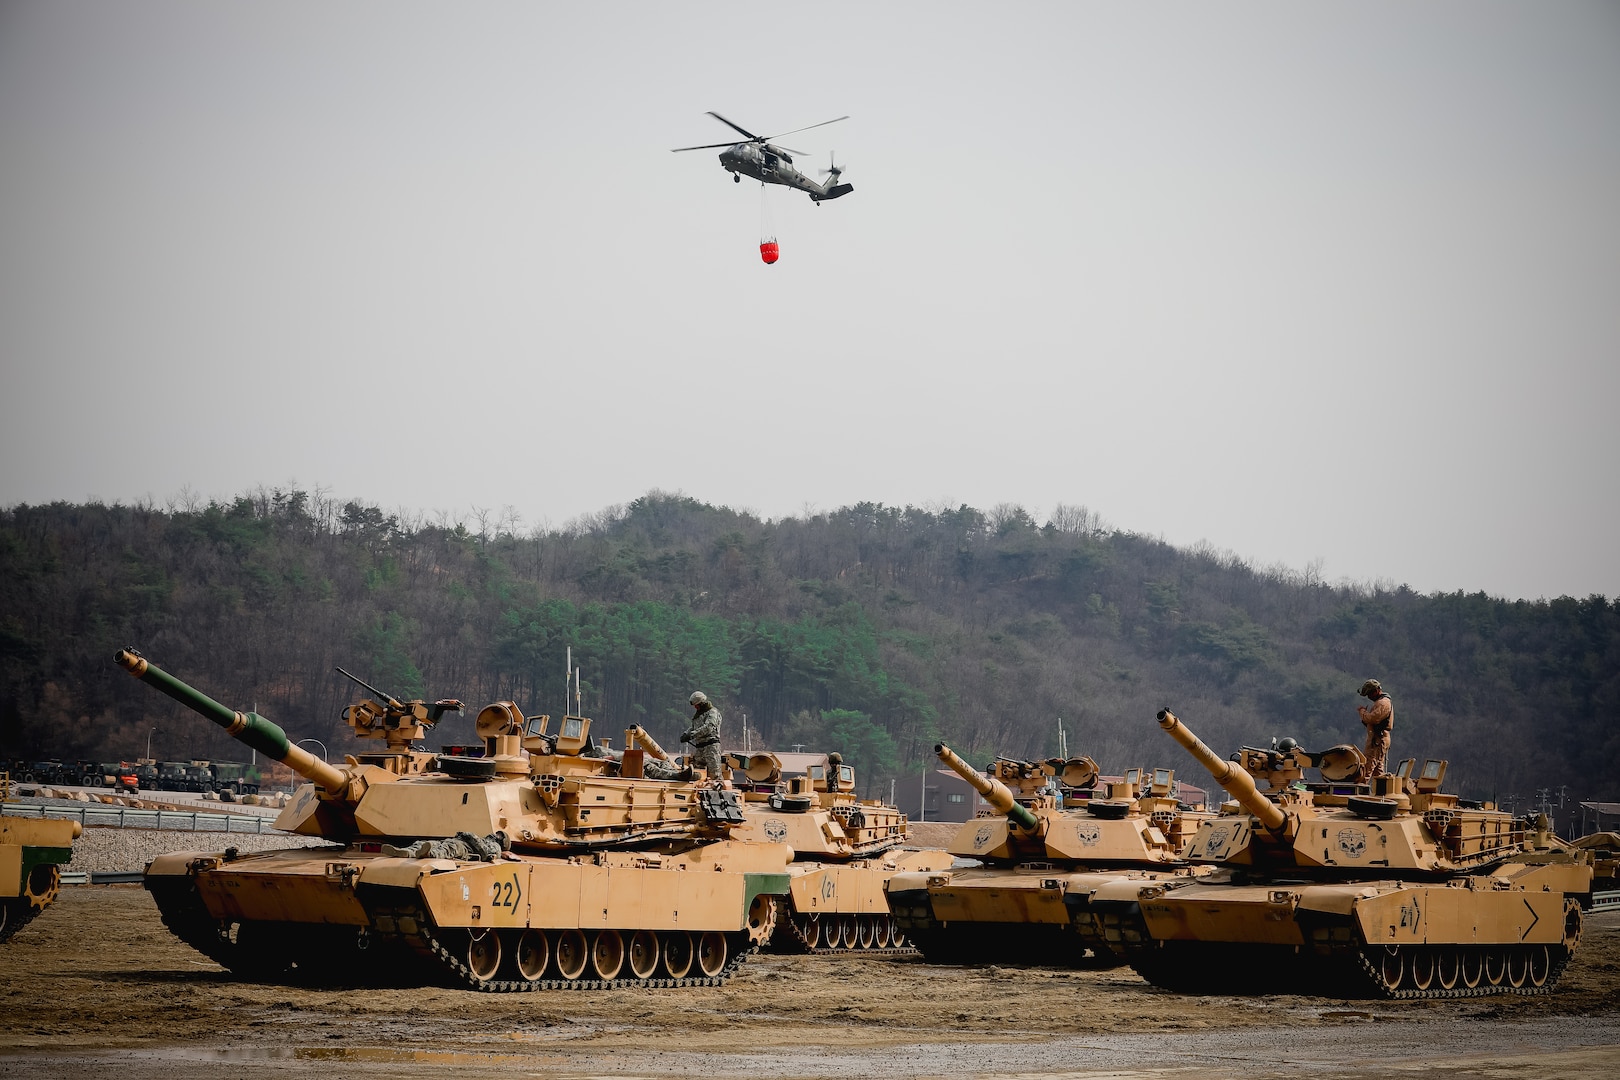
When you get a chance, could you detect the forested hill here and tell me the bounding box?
[2,491,1616,804]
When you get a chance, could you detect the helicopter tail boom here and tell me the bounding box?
[810,182,853,202]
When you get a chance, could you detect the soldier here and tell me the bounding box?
[680,691,723,777]
[642,756,693,782]
[1356,679,1394,781]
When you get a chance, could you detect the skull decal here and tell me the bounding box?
[763,819,788,843]
[974,824,995,850]
[1074,823,1102,846]
[1336,828,1367,859]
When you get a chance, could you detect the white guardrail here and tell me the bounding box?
[1,802,276,833]
[1593,890,1620,914]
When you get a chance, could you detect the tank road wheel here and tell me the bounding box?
[857,915,877,949]
[1408,949,1435,992]
[1507,949,1529,989]
[628,930,660,980]
[696,931,728,978]
[1377,947,1404,994]
[1485,949,1507,987]
[591,930,626,981]
[800,914,822,949]
[1436,949,1461,991]
[515,929,549,982]
[1528,944,1552,988]
[839,914,860,949]
[555,929,589,981]
[1461,949,1484,989]
[889,917,907,948]
[466,929,501,982]
[662,931,695,979]
[872,915,892,949]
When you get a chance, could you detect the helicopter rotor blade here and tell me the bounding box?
[764,115,849,142]
[670,141,740,152]
[706,111,763,141]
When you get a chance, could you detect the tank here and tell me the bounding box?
[884,743,1211,966]
[1089,709,1593,998]
[115,649,792,990]
[0,812,82,942]
[715,750,953,953]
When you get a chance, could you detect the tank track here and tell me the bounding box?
[1098,903,1577,999]
[1348,944,1572,999]
[772,911,916,956]
[0,897,43,944]
[372,893,757,991]
[145,877,237,966]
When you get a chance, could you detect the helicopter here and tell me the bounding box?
[672,112,854,203]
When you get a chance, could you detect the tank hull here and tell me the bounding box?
[144,839,791,989]
[1,816,79,943]
[887,865,1201,967]
[770,849,955,953]
[1091,860,1590,997]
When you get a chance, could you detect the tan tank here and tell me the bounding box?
[116,649,791,990]
[1089,709,1593,997]
[0,811,82,942]
[884,743,1211,966]
[710,750,954,952]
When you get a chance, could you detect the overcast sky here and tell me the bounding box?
[2,1,1616,601]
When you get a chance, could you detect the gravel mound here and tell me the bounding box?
[67,826,337,874]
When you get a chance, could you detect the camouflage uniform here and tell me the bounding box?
[1356,680,1393,780]
[642,756,691,781]
[682,692,723,777]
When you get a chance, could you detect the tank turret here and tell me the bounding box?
[115,649,792,991]
[1086,707,1594,998]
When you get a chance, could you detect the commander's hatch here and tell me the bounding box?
[554,715,591,756]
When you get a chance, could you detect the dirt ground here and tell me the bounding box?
[2,887,1618,1080]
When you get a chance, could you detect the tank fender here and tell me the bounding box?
[884,848,956,873]
[1294,884,1382,916]
[885,869,949,895]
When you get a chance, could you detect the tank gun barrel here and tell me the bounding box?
[114,649,348,793]
[1156,709,1287,833]
[626,725,672,762]
[935,743,1039,831]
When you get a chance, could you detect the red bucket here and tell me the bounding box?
[759,240,780,265]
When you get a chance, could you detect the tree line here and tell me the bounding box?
[1,489,1615,803]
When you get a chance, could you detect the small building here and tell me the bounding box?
[901,768,995,823]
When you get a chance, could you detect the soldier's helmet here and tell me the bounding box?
[1276,737,1299,754]
[689,691,709,707]
[827,752,843,765]
[1358,679,1383,697]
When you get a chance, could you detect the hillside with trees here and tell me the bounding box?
[2,489,1616,807]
